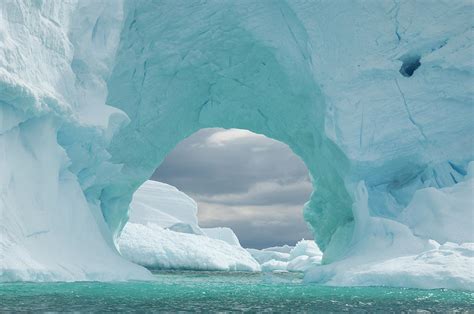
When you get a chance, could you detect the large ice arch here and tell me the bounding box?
[1,0,473,282]
[102,1,353,262]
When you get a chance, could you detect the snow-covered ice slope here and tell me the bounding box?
[305,169,474,290]
[1,0,473,286]
[118,180,259,271]
[119,223,260,271]
[306,242,474,291]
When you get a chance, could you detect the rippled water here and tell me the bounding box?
[1,271,472,312]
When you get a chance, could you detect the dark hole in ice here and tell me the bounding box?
[399,55,421,77]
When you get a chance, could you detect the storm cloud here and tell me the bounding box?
[152,128,313,248]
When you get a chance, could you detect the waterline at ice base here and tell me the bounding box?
[1,0,473,292]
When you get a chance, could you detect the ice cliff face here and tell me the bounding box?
[1,0,473,285]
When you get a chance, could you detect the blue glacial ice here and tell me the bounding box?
[0,0,473,289]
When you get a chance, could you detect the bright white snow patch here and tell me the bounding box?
[118,180,259,271]
[306,242,474,290]
[119,223,260,271]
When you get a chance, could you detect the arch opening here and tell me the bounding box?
[151,127,314,249]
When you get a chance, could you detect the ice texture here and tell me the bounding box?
[128,180,200,230]
[202,227,242,247]
[305,173,474,290]
[118,180,259,271]
[306,242,474,291]
[1,0,473,288]
[252,240,323,273]
[399,166,474,244]
[119,223,260,271]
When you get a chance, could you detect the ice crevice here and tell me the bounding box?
[394,78,428,142]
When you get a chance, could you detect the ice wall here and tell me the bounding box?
[1,0,473,284]
[0,0,151,281]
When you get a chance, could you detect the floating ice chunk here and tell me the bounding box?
[251,239,323,272]
[290,239,323,259]
[247,249,291,264]
[119,223,260,271]
[287,255,322,272]
[306,242,474,290]
[119,180,258,270]
[261,260,289,272]
[263,245,294,254]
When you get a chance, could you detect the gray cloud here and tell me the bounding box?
[152,129,310,196]
[152,128,313,248]
[197,202,314,249]
[193,180,312,207]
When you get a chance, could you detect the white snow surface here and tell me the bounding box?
[1,0,473,288]
[306,242,474,290]
[290,239,323,259]
[119,223,260,271]
[118,180,258,271]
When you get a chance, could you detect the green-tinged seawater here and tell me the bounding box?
[1,271,472,312]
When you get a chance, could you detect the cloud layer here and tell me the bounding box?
[152,128,313,248]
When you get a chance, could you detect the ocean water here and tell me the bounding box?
[1,271,472,312]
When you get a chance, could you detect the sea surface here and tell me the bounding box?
[1,271,472,312]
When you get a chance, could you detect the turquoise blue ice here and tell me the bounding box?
[0,0,473,289]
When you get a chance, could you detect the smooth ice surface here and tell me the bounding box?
[118,180,259,271]
[399,163,474,244]
[128,180,200,230]
[202,227,241,247]
[1,0,473,287]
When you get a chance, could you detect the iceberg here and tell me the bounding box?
[119,223,260,271]
[251,239,323,273]
[1,0,473,288]
[306,242,474,291]
[117,180,260,271]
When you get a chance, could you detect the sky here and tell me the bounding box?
[151,128,313,249]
